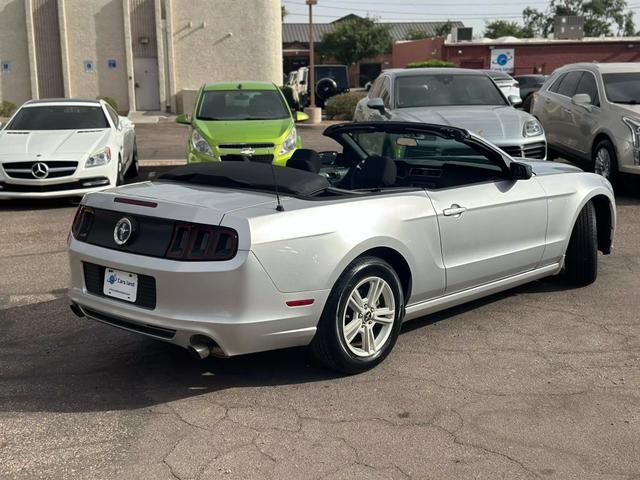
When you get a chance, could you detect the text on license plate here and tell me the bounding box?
[103,268,138,302]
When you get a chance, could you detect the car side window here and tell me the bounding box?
[380,77,391,108]
[105,105,119,128]
[575,72,600,107]
[557,71,583,97]
[548,73,566,93]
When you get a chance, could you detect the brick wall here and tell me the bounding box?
[392,37,444,68]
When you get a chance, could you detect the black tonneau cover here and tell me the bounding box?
[159,162,330,197]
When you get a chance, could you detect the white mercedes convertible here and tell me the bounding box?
[67,122,616,373]
[0,99,137,199]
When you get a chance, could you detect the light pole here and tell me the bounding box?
[307,0,317,109]
[304,0,321,123]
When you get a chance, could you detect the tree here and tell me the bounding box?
[484,20,534,38]
[320,17,392,65]
[523,0,635,37]
[434,20,454,37]
[405,28,430,40]
[405,20,453,40]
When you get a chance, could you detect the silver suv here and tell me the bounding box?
[533,62,640,182]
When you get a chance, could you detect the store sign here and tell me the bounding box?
[490,48,515,73]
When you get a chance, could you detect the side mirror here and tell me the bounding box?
[295,111,309,122]
[510,161,533,180]
[508,95,522,106]
[571,93,592,110]
[367,97,386,114]
[176,113,191,125]
[319,151,338,165]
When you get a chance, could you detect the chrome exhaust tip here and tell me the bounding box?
[188,343,211,360]
[69,302,84,318]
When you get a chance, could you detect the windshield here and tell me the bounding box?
[7,106,109,130]
[395,75,507,108]
[603,73,640,104]
[197,90,290,121]
[347,130,501,170]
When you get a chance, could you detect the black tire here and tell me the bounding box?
[592,139,618,186]
[124,141,139,179]
[564,201,598,286]
[316,77,338,100]
[116,155,125,186]
[310,256,404,374]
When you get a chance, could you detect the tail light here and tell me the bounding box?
[166,223,238,261]
[71,205,95,241]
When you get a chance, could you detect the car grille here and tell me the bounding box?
[2,161,78,179]
[0,177,109,192]
[83,262,157,310]
[500,142,546,159]
[218,143,275,149]
[220,154,274,164]
[81,306,175,339]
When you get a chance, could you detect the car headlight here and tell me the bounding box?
[523,119,543,137]
[279,127,297,155]
[85,147,112,167]
[191,128,214,157]
[622,117,640,163]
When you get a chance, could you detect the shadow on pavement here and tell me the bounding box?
[0,275,573,415]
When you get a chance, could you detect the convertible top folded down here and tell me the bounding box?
[159,161,330,197]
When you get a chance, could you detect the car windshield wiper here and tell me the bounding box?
[614,100,639,105]
[196,116,224,121]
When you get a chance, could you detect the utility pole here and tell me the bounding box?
[307,0,317,110]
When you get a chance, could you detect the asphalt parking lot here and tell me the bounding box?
[1,123,639,479]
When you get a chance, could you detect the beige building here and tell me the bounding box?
[0,0,283,113]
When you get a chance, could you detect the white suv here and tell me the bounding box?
[532,62,640,183]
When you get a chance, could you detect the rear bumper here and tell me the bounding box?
[67,239,329,356]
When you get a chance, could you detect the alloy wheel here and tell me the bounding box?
[342,276,396,357]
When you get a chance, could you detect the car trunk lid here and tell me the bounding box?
[82,180,277,227]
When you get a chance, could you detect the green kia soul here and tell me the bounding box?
[176,82,308,165]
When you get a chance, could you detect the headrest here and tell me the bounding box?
[353,155,397,189]
[287,149,321,173]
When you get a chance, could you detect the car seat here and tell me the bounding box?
[287,149,321,173]
[339,154,397,190]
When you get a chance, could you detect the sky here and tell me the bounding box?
[281,0,640,36]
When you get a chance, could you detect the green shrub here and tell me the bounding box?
[279,86,296,110]
[98,96,118,111]
[0,100,17,117]
[406,59,456,69]
[324,91,367,120]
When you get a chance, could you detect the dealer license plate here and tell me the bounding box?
[103,268,138,303]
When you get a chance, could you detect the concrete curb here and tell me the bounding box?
[139,159,186,167]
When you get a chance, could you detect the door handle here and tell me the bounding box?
[562,107,573,115]
[443,204,467,216]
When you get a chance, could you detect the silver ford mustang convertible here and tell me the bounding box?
[68,122,616,373]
